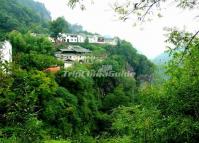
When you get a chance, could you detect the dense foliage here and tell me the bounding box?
[2,29,199,143]
[50,17,70,39]
[1,0,199,142]
[0,29,154,142]
[0,0,50,37]
[16,0,51,21]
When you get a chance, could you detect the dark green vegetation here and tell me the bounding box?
[0,0,51,39]
[1,30,154,142]
[50,17,70,39]
[49,17,97,39]
[15,0,51,21]
[1,0,199,142]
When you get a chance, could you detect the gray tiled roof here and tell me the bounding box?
[59,45,91,53]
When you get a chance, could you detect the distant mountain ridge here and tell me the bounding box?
[153,52,171,65]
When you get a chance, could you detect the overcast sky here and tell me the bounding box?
[35,0,199,59]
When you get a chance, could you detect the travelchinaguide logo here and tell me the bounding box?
[63,65,135,78]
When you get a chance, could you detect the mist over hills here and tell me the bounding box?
[153,52,171,65]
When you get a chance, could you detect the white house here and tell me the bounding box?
[58,33,86,43]
[58,33,79,43]
[104,37,118,46]
[77,34,86,43]
[57,33,118,45]
[0,41,12,63]
[55,45,91,68]
[87,35,97,43]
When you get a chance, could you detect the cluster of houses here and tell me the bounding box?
[0,41,91,70]
[55,45,94,68]
[0,41,94,71]
[52,33,118,69]
[56,33,118,45]
[32,32,119,69]
[1,33,116,71]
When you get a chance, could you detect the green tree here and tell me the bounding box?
[9,31,54,54]
[16,52,63,70]
[0,0,50,34]
[50,17,70,39]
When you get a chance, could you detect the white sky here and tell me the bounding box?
[35,0,199,59]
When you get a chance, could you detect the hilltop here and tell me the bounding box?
[0,0,51,37]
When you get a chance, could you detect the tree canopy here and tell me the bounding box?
[1,0,199,142]
[50,17,70,39]
[0,0,50,36]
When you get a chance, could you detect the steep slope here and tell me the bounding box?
[16,0,51,21]
[0,0,51,35]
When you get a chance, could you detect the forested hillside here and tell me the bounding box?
[0,0,154,142]
[1,30,154,142]
[0,0,50,38]
[1,0,199,143]
[16,0,51,21]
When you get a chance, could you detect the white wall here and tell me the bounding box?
[0,41,12,63]
[64,63,73,68]
[59,33,78,43]
[88,35,98,43]
[77,35,86,43]
[58,33,117,45]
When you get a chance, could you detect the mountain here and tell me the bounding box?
[16,0,51,21]
[153,52,170,65]
[0,0,51,36]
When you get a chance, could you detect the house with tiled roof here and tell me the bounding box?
[55,45,93,68]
